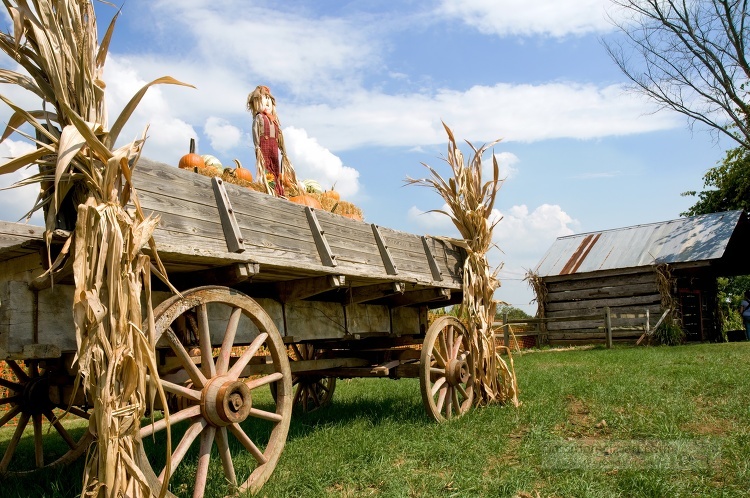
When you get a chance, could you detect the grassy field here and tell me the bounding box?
[2,342,749,497]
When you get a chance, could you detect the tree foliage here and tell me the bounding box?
[606,0,750,148]
[681,144,750,216]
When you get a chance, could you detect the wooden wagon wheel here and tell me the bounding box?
[419,316,475,422]
[138,286,292,498]
[276,344,336,413]
[0,359,91,475]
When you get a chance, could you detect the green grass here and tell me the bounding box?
[2,342,750,497]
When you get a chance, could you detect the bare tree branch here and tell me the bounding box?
[605,0,750,148]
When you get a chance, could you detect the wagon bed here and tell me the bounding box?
[0,158,474,496]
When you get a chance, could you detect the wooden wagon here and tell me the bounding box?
[0,158,474,496]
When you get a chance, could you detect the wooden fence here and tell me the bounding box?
[495,307,670,350]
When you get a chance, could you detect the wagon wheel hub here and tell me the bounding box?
[21,376,53,416]
[201,375,253,427]
[445,356,470,387]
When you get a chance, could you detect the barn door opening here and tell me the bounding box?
[678,290,704,341]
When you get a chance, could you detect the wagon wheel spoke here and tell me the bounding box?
[229,423,267,465]
[197,304,216,379]
[6,360,29,383]
[245,372,284,391]
[165,327,207,388]
[0,360,92,475]
[45,411,77,449]
[431,376,446,397]
[193,425,216,498]
[247,407,284,423]
[0,412,30,472]
[67,406,91,420]
[140,405,201,439]
[140,287,292,497]
[228,332,269,379]
[216,306,242,375]
[161,379,202,403]
[420,316,475,422]
[32,414,44,468]
[158,418,206,482]
[285,345,337,412]
[0,405,22,429]
[0,377,21,391]
[0,395,20,406]
[293,383,303,407]
[216,427,237,490]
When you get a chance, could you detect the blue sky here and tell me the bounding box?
[0,0,732,313]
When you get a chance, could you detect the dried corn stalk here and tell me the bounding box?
[406,123,518,407]
[0,1,191,496]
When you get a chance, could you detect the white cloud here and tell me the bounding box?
[282,127,360,198]
[439,0,617,37]
[288,83,680,151]
[407,204,457,234]
[146,0,379,96]
[486,151,519,180]
[494,204,579,257]
[204,117,243,153]
[0,139,44,224]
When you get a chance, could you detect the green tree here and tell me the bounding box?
[682,145,750,216]
[495,305,531,321]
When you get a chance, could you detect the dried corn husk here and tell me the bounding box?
[406,123,518,407]
[0,1,190,496]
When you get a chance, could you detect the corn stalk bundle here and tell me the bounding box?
[524,270,547,320]
[406,123,518,407]
[0,1,190,496]
[654,263,678,324]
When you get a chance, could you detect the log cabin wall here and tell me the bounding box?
[543,267,664,346]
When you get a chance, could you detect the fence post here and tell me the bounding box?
[503,311,509,348]
[605,306,612,349]
[645,308,650,336]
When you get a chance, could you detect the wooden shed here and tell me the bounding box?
[531,210,750,345]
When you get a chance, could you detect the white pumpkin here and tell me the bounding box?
[201,154,222,169]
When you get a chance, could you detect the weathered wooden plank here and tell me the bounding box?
[349,282,405,304]
[546,272,656,293]
[548,330,644,341]
[211,177,246,253]
[546,294,662,312]
[276,275,345,302]
[305,207,337,267]
[371,224,398,275]
[546,304,662,319]
[547,282,659,302]
[542,265,658,283]
[389,288,450,308]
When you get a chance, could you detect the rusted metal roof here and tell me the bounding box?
[534,210,744,277]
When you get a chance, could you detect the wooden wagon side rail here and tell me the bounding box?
[131,158,464,293]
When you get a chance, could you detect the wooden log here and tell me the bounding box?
[545,294,661,312]
[547,282,659,302]
[546,272,655,292]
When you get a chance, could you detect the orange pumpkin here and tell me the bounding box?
[322,189,340,203]
[179,138,205,170]
[341,212,363,221]
[232,159,253,182]
[289,194,322,209]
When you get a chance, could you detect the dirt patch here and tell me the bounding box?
[556,395,609,439]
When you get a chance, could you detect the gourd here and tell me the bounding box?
[179,138,205,170]
[201,154,222,169]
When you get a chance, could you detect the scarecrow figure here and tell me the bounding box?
[247,85,296,197]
